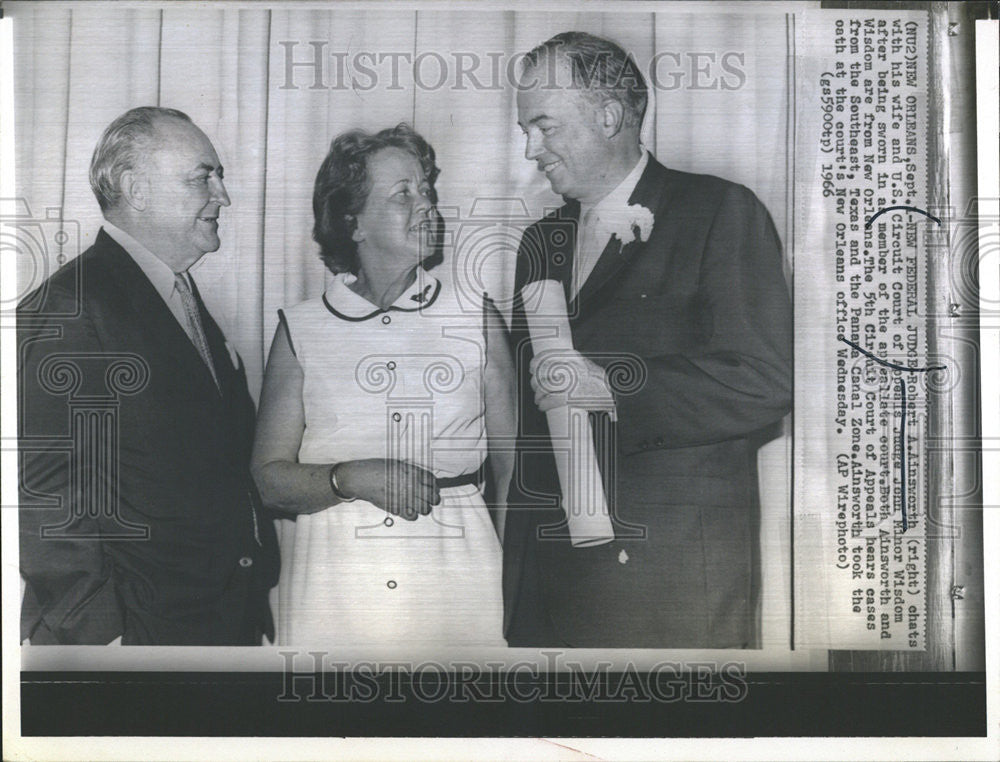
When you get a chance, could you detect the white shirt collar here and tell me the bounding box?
[322,271,441,321]
[103,222,187,301]
[581,149,650,220]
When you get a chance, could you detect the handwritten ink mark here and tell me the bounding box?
[839,337,946,373]
[865,206,941,228]
[839,337,945,532]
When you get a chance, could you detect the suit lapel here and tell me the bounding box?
[568,234,625,317]
[568,159,673,321]
[96,230,222,398]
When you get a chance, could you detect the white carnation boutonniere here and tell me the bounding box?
[601,203,655,248]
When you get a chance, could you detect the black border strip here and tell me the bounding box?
[21,671,986,737]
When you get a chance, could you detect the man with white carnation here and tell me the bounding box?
[503,31,793,648]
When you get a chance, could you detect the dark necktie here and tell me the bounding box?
[174,272,220,389]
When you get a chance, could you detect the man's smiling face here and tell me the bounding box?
[516,56,613,204]
[139,117,231,270]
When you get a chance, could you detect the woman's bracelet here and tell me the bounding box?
[329,463,356,502]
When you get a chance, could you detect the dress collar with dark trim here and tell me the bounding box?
[322,271,441,321]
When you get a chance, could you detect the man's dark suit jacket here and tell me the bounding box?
[18,229,279,645]
[503,157,792,649]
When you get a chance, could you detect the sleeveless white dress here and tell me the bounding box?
[272,271,505,646]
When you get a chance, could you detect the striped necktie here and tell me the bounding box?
[174,272,220,389]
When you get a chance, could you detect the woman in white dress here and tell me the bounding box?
[251,124,514,647]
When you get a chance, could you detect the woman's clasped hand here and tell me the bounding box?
[331,459,441,521]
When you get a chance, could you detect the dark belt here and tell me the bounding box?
[437,466,484,489]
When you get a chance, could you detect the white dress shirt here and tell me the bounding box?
[102,222,200,345]
[571,150,650,299]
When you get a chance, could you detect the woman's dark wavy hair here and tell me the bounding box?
[312,123,442,275]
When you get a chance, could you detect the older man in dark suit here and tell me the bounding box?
[18,107,279,645]
[503,32,792,648]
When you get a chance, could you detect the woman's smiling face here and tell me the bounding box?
[352,147,434,270]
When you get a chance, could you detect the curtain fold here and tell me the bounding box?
[158,8,273,394]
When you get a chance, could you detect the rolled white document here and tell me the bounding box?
[521,279,614,547]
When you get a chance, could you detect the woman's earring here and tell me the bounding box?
[349,215,365,243]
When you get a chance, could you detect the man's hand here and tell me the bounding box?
[334,459,440,521]
[529,350,616,414]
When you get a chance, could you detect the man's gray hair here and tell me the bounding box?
[89,106,192,213]
[522,31,648,129]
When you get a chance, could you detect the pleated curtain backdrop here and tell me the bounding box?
[12,3,793,649]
